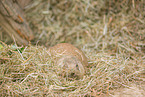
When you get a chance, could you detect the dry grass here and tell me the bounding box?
[0,0,145,96]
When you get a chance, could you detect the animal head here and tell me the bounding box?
[55,55,85,79]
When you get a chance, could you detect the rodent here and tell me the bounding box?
[48,43,88,79]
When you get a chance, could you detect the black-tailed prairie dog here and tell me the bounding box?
[48,43,88,79]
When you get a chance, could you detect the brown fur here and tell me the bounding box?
[48,43,88,79]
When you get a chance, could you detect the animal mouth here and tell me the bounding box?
[69,72,79,80]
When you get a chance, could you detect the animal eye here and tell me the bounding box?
[76,64,79,70]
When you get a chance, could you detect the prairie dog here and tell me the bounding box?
[48,43,88,79]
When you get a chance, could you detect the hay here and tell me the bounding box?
[0,41,144,96]
[0,0,145,96]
